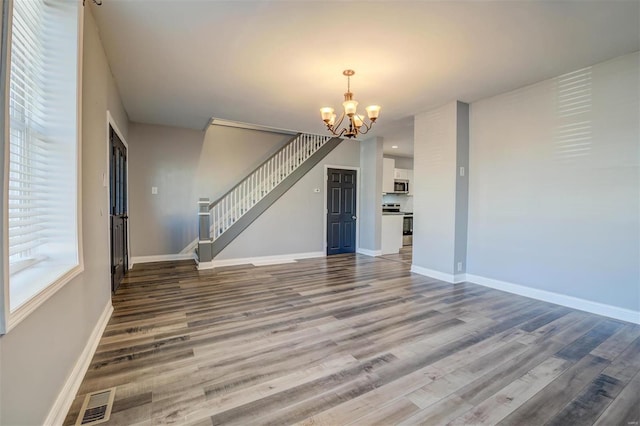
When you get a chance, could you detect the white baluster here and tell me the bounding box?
[277,151,281,179]
[293,137,298,168]
[296,137,300,166]
[214,204,218,240]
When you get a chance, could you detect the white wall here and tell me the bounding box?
[467,52,639,312]
[216,140,361,259]
[385,155,414,169]
[0,7,129,424]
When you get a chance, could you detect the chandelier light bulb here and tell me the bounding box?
[353,114,364,128]
[320,107,334,123]
[366,105,381,120]
[343,99,358,116]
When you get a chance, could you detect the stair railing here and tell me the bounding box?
[208,133,331,240]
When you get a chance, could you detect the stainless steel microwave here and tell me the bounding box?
[394,180,409,193]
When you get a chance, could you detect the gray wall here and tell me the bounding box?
[127,124,291,257]
[359,137,383,252]
[128,123,205,256]
[196,126,293,201]
[413,101,459,274]
[216,140,361,259]
[467,52,639,311]
[0,7,129,424]
[453,102,470,273]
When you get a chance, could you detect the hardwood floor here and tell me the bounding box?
[380,245,413,265]
[64,254,640,425]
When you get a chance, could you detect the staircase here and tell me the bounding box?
[196,132,342,268]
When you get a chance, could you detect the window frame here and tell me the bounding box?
[0,0,84,334]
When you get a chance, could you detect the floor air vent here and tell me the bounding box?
[75,387,116,426]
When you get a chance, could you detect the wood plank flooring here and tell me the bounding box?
[64,254,640,425]
[380,245,413,265]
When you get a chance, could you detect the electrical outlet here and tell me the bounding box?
[459,166,465,177]
[457,262,463,272]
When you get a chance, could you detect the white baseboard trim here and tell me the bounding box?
[130,253,196,266]
[198,251,325,270]
[45,301,113,426]
[453,273,467,283]
[410,266,639,324]
[465,274,640,325]
[180,238,198,254]
[357,248,383,257]
[196,259,215,270]
[410,265,466,283]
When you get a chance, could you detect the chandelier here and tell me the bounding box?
[320,70,381,139]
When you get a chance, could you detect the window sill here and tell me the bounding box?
[6,263,84,333]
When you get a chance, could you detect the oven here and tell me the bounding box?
[403,214,413,246]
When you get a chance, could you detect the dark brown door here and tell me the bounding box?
[110,126,128,293]
[327,168,357,255]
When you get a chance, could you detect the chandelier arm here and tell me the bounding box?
[325,124,338,136]
[333,110,347,131]
[353,118,372,136]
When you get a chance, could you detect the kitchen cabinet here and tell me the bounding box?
[381,214,403,254]
[382,158,395,194]
[394,168,410,180]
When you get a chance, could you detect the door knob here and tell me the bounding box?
[352,215,357,220]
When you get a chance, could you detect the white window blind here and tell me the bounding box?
[8,0,79,312]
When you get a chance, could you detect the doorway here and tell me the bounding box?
[109,125,128,293]
[326,168,357,255]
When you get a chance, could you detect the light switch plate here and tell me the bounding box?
[152,186,158,195]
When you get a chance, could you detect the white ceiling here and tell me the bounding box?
[91,1,639,157]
